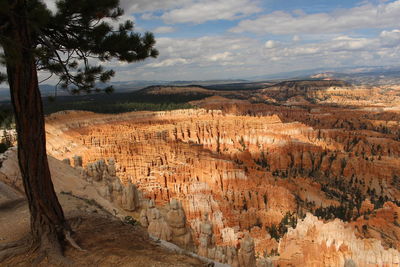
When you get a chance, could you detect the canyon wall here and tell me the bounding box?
[44,100,400,266]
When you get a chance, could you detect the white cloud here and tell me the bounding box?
[231,0,400,34]
[37,0,400,82]
[207,52,233,62]
[149,36,261,66]
[102,14,137,30]
[379,29,400,47]
[265,40,278,49]
[292,35,301,42]
[285,46,321,56]
[331,36,372,51]
[132,35,266,79]
[41,0,57,13]
[113,30,400,81]
[161,0,261,24]
[264,35,378,60]
[119,0,192,13]
[43,0,260,29]
[119,0,260,25]
[148,58,189,67]
[153,26,176,34]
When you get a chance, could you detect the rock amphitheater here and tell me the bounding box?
[2,81,400,266]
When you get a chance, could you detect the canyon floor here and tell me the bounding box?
[1,79,400,266]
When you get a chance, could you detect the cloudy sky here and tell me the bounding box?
[44,0,400,81]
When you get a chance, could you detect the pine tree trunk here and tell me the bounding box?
[3,0,68,253]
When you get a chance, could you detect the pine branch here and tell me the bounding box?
[38,72,53,84]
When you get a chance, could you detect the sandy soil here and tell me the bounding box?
[0,191,206,267]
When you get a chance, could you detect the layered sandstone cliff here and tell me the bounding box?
[42,104,400,266]
[277,213,400,266]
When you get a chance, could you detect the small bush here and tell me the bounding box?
[124,216,139,226]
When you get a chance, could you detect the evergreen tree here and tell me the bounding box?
[0,0,157,263]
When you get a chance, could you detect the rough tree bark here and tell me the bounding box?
[2,0,70,262]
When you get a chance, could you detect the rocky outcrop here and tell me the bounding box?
[147,207,172,241]
[238,233,256,267]
[43,105,400,266]
[198,212,215,258]
[120,180,139,211]
[226,246,240,267]
[140,199,194,250]
[46,110,301,240]
[166,199,193,250]
[0,148,141,222]
[82,158,140,212]
[276,213,400,266]
[0,148,23,190]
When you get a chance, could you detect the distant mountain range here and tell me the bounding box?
[308,66,400,85]
[0,79,252,102]
[0,65,399,102]
[249,65,400,83]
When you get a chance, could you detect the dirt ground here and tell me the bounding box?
[0,192,206,267]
